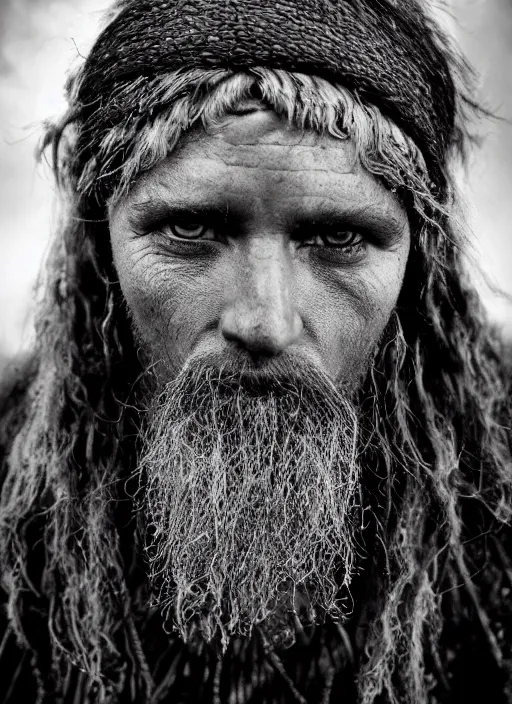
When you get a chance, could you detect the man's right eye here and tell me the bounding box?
[160,222,215,240]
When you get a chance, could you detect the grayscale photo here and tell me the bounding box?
[0,1,511,702]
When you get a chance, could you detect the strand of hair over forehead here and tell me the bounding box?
[48,67,449,223]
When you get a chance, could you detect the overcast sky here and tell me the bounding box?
[0,0,511,359]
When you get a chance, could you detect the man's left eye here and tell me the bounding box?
[163,222,214,240]
[298,228,365,249]
[319,230,364,248]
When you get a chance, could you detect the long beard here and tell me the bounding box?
[135,356,363,651]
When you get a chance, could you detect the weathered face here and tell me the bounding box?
[109,107,410,387]
[108,106,412,645]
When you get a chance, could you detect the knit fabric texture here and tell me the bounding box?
[76,0,457,194]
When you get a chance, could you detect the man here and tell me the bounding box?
[0,0,511,702]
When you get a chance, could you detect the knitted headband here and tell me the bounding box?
[69,0,460,201]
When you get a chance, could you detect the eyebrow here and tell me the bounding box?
[295,203,406,232]
[130,197,229,217]
[128,198,231,231]
[128,195,408,243]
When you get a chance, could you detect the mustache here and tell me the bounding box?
[146,349,355,419]
[187,349,322,382]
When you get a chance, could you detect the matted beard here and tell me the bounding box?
[135,356,363,651]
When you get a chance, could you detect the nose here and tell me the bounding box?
[220,237,303,357]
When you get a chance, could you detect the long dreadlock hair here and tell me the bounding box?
[0,53,511,704]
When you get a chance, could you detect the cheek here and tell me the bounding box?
[113,243,226,375]
[301,251,408,384]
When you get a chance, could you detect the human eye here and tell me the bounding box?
[127,199,227,243]
[296,225,367,256]
[157,220,216,241]
[317,229,366,250]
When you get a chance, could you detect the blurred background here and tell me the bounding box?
[0,0,511,370]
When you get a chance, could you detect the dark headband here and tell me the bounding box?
[77,0,457,194]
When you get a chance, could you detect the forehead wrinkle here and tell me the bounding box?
[129,150,362,207]
[172,140,359,176]
[128,164,221,206]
